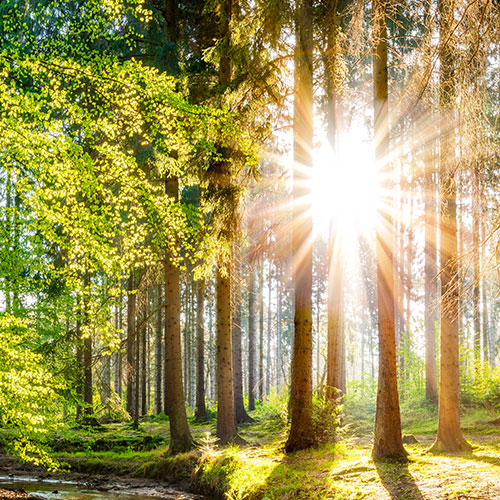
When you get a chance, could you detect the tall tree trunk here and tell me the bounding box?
[133,290,141,428]
[424,145,438,402]
[75,319,83,422]
[266,263,272,396]
[472,169,481,371]
[141,293,148,416]
[285,0,315,453]
[233,244,252,422]
[155,285,163,414]
[371,0,405,459]
[214,0,238,445]
[248,264,257,411]
[195,280,207,420]
[276,269,282,392]
[258,263,264,402]
[127,275,136,419]
[216,269,237,443]
[82,272,95,423]
[431,0,471,453]
[164,176,194,453]
[327,228,343,401]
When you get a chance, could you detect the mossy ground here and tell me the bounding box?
[40,404,500,499]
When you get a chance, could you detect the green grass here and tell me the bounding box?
[39,404,500,500]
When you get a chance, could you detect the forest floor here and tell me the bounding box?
[1,404,500,499]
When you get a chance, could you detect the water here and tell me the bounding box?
[0,475,199,500]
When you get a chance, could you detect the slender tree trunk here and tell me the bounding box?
[134,290,141,428]
[164,175,194,453]
[248,264,257,411]
[472,169,481,371]
[216,270,238,443]
[266,263,272,396]
[82,272,95,423]
[155,286,163,414]
[75,318,83,422]
[258,263,264,402]
[431,0,471,453]
[285,0,315,453]
[127,275,136,419]
[424,149,438,402]
[195,280,207,420]
[233,244,252,422]
[327,226,343,401]
[276,269,282,392]
[141,293,148,416]
[371,0,405,459]
[214,0,238,444]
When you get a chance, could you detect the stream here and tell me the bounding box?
[0,475,204,500]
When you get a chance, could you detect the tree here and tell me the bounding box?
[371,0,406,460]
[430,0,472,453]
[285,0,316,453]
[195,280,207,420]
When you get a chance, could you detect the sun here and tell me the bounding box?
[312,126,380,243]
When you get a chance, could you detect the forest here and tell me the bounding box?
[1,0,500,499]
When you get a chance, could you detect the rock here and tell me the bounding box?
[0,488,44,499]
[402,435,418,444]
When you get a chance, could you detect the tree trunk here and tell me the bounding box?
[164,176,194,453]
[258,262,264,401]
[126,275,136,419]
[276,268,282,392]
[75,319,83,422]
[327,226,343,401]
[431,0,471,453]
[195,280,207,420]
[266,263,272,396]
[371,0,405,459]
[248,264,257,411]
[216,270,238,443]
[232,244,252,423]
[285,0,315,453]
[141,293,147,416]
[472,169,481,371]
[155,285,163,414]
[424,138,438,402]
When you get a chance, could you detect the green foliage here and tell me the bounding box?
[312,387,342,445]
[461,365,500,411]
[343,377,377,435]
[0,314,64,469]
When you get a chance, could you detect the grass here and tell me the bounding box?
[26,401,500,499]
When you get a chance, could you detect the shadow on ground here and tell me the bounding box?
[375,458,424,500]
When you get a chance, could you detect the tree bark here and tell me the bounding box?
[195,280,207,420]
[266,263,272,396]
[285,0,315,453]
[155,285,163,414]
[424,144,438,402]
[164,176,194,453]
[258,262,264,402]
[216,270,238,443]
[371,0,406,459]
[248,264,257,411]
[126,275,136,419]
[431,0,471,453]
[233,244,252,423]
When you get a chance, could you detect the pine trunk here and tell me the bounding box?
[371,0,405,459]
[195,280,207,420]
[431,0,471,453]
[285,0,315,453]
[248,264,257,411]
[155,285,163,414]
[164,176,194,453]
[424,148,438,402]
